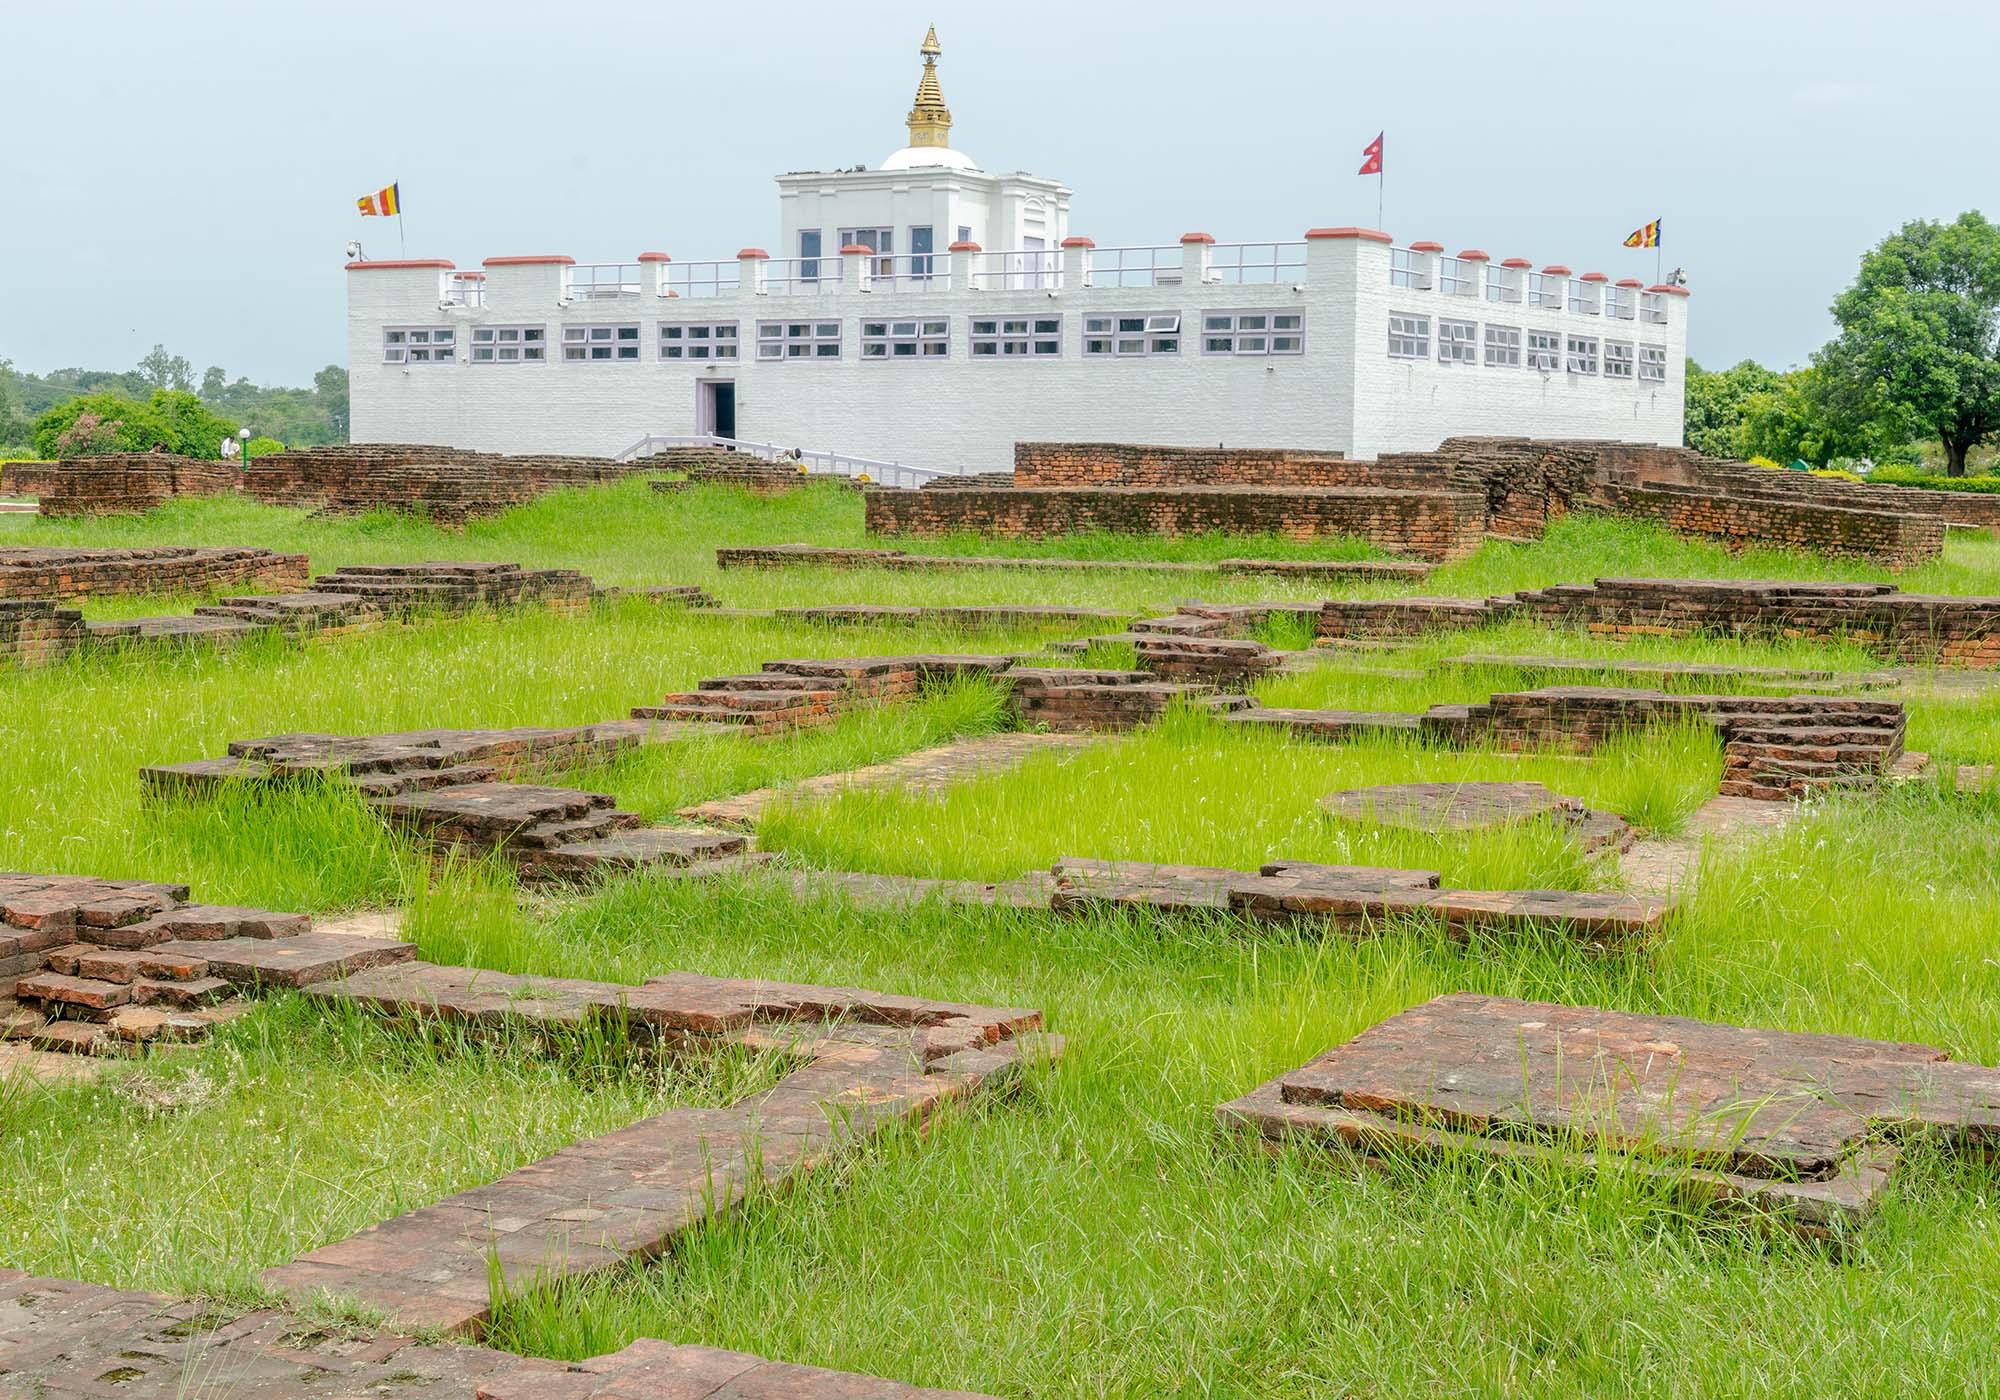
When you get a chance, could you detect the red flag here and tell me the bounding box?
[1358,132,1383,176]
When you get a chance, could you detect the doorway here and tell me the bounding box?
[698,380,736,440]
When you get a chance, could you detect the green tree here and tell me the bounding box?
[313,365,349,441]
[1682,358,1782,458]
[136,344,194,393]
[1736,365,1884,466]
[0,360,30,451]
[200,365,227,400]
[1823,211,2000,476]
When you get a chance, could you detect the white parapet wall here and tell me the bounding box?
[347,230,1687,471]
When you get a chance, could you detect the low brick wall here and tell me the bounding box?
[1316,577,2000,667]
[36,454,243,516]
[0,547,310,601]
[864,485,1488,561]
[0,462,63,497]
[243,445,646,523]
[1596,482,1944,568]
[1014,442,1349,489]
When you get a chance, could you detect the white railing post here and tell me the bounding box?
[1061,236,1093,290]
[950,239,980,293]
[737,247,769,297]
[1181,231,1215,285]
[639,251,671,299]
[841,242,872,293]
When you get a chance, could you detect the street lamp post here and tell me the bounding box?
[238,427,252,469]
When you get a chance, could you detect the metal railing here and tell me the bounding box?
[865,252,952,291]
[1204,242,1307,284]
[971,249,1060,291]
[1085,244,1185,289]
[565,263,643,300]
[761,257,843,296]
[1389,248,1432,290]
[1436,257,1479,296]
[615,433,947,490]
[1641,293,1669,325]
[661,260,742,299]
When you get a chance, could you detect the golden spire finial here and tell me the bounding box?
[906,25,952,149]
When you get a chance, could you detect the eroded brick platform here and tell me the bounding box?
[0,1271,997,1398]
[1220,992,2000,1230]
[1320,781,1633,853]
[1227,685,1907,801]
[0,873,413,1055]
[264,960,1053,1334]
[1316,578,2000,668]
[1442,653,1892,692]
[716,542,1431,581]
[0,545,308,601]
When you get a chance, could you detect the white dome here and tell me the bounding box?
[879,145,978,172]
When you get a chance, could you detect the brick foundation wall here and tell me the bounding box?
[1595,482,1945,567]
[0,463,64,497]
[1316,578,2000,667]
[241,445,646,523]
[865,485,1488,560]
[1013,442,1350,489]
[0,547,310,601]
[36,455,243,517]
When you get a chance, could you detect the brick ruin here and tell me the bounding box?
[1316,577,2000,667]
[716,543,1431,581]
[865,438,1985,567]
[32,445,654,523]
[0,545,308,600]
[0,870,1051,1394]
[1220,991,2000,1234]
[0,561,612,667]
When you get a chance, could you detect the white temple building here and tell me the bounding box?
[346,28,1689,475]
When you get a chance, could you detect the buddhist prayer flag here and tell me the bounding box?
[356,182,400,217]
[1358,133,1384,176]
[1623,218,1662,249]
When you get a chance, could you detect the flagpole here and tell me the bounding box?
[398,186,407,259]
[1377,169,1384,232]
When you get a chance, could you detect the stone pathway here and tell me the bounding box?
[263,960,1053,1334]
[1320,780,1634,854]
[1618,794,1802,897]
[0,1270,996,1397]
[681,731,1099,828]
[1222,990,2000,1233]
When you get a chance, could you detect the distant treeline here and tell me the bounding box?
[0,347,347,458]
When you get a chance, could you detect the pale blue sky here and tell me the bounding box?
[3,0,1993,386]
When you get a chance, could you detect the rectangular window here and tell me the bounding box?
[1485,266,1522,304]
[1387,313,1430,359]
[861,318,949,358]
[971,316,1062,357]
[839,227,895,278]
[1201,311,1303,355]
[1565,334,1599,375]
[1084,312,1180,357]
[1638,345,1668,382]
[562,324,641,362]
[1483,324,1522,368]
[1389,248,1432,290]
[1604,340,1636,379]
[757,320,842,360]
[1525,329,1561,371]
[468,325,545,363]
[1641,292,1668,325]
[799,229,823,283]
[1529,274,1564,309]
[659,322,739,361]
[383,326,455,364]
[1438,258,1477,296]
[909,226,934,280]
[1568,281,1601,315]
[1436,319,1477,365]
[1605,285,1636,320]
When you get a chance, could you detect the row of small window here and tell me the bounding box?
[1386,314,1668,382]
[387,312,1306,365]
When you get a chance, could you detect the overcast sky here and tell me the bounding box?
[3,0,1994,387]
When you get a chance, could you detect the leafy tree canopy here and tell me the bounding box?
[1824,210,2000,475]
[32,389,239,460]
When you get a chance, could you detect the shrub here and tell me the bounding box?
[1867,465,2000,494]
[244,435,285,457]
[32,389,238,459]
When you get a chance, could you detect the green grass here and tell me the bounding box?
[756,707,1724,888]
[6,483,2000,1396]
[0,994,782,1299]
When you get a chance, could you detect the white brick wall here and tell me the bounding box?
[348,234,1687,472]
